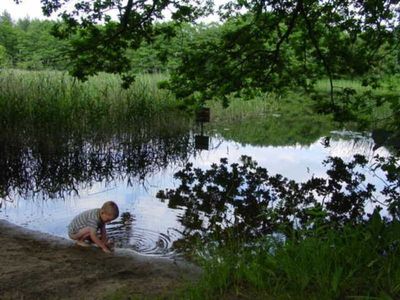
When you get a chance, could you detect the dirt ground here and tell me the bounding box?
[0,220,201,300]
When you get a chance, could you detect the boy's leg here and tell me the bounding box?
[69,227,92,247]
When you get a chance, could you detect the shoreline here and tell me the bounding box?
[0,219,200,299]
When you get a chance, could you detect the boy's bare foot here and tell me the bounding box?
[75,240,91,248]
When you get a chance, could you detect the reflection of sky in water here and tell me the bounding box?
[192,133,390,182]
[0,132,393,256]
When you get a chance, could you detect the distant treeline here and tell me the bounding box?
[1,10,399,80]
[0,10,179,73]
[0,11,67,69]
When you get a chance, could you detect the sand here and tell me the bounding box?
[0,220,200,300]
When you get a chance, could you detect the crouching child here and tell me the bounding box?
[68,201,119,253]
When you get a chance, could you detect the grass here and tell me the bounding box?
[312,78,399,128]
[178,217,400,299]
[206,92,336,146]
[0,69,179,126]
[314,79,371,94]
[205,77,399,146]
[207,77,399,127]
[0,70,398,151]
[314,77,400,95]
[0,70,398,133]
[207,92,279,124]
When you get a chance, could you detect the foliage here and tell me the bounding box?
[311,78,400,131]
[15,19,68,69]
[9,1,399,99]
[163,0,399,105]
[34,0,213,81]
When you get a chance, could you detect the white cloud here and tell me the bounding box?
[0,0,53,21]
[1,0,227,23]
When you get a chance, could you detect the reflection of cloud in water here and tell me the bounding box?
[191,133,392,183]
[324,137,390,160]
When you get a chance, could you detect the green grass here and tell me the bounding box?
[314,77,400,95]
[1,70,398,130]
[206,92,336,146]
[205,78,399,146]
[207,78,399,127]
[1,70,398,146]
[314,79,370,94]
[178,218,400,299]
[207,92,279,124]
[313,78,399,127]
[0,69,179,126]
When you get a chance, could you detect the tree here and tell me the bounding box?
[15,19,68,69]
[22,0,213,82]
[0,11,20,66]
[167,0,399,105]
[0,13,69,70]
[0,44,8,67]
[13,1,400,101]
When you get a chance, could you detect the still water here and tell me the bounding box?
[0,125,391,257]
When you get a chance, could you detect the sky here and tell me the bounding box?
[0,0,225,22]
[0,0,54,21]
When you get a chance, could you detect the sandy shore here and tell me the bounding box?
[0,220,200,300]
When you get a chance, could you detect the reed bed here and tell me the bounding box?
[207,93,279,124]
[0,70,178,125]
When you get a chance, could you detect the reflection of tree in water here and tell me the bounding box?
[0,118,193,200]
[157,155,400,254]
[107,212,134,248]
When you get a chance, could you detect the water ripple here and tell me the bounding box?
[106,212,179,257]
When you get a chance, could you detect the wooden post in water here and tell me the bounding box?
[195,107,210,123]
[195,107,210,150]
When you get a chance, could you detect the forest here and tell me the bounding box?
[1,0,400,298]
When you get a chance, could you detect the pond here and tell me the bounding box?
[0,120,392,257]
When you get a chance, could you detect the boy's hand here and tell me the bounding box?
[102,247,112,254]
[106,240,114,249]
[90,229,113,254]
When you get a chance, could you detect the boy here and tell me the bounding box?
[68,201,119,253]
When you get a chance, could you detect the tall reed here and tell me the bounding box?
[0,70,179,126]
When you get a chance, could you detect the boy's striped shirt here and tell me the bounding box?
[68,208,103,235]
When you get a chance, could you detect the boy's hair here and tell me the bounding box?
[101,201,119,219]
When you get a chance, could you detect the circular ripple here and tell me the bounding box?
[130,228,177,256]
[106,215,180,257]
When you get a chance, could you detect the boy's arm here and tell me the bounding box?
[100,224,107,243]
[89,228,111,253]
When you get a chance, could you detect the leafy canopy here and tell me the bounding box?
[12,1,400,98]
[166,0,400,103]
[13,0,213,82]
